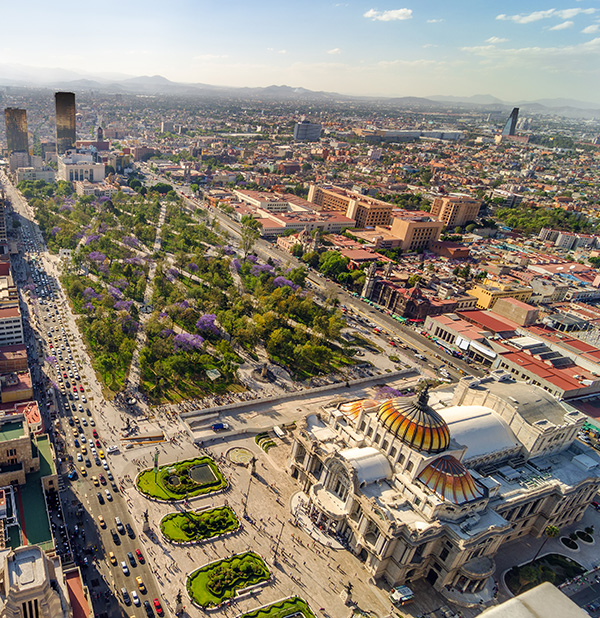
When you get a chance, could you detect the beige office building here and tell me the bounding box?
[431,195,482,228]
[390,215,444,252]
[307,185,393,227]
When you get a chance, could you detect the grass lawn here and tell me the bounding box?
[505,553,585,596]
[239,597,316,618]
[136,456,227,501]
[187,552,270,607]
[160,506,238,543]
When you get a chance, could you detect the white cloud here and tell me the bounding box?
[555,8,595,19]
[462,36,600,59]
[427,18,444,23]
[422,43,438,48]
[550,20,574,30]
[327,48,342,55]
[363,8,412,21]
[486,36,508,43]
[497,8,595,24]
[582,24,600,33]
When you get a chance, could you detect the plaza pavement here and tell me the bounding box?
[104,378,492,618]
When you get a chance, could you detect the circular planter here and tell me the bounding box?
[576,530,594,544]
[560,537,579,551]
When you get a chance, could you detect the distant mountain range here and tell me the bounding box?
[0,63,599,120]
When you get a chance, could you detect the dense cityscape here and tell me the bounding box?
[0,79,599,618]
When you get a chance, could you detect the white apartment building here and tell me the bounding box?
[57,152,105,183]
[0,308,24,347]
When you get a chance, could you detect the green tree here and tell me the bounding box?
[532,525,560,561]
[240,216,261,258]
[318,251,349,278]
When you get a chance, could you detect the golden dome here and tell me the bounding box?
[418,455,484,504]
[376,388,450,454]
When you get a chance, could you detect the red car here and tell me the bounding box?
[72,386,77,392]
[153,599,164,616]
[135,549,145,564]
[98,474,106,485]
[92,430,98,438]
[95,439,101,448]
[79,385,84,392]
[63,373,67,378]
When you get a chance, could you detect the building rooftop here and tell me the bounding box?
[18,435,54,549]
[7,546,46,591]
[0,420,24,442]
[457,310,520,335]
[65,569,92,618]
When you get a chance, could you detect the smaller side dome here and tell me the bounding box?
[417,455,484,504]
[339,399,379,419]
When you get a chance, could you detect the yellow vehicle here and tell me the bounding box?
[98,515,106,528]
[98,449,105,459]
[92,476,99,487]
[80,466,87,477]
[81,446,87,455]
[72,427,78,435]
[135,576,146,593]
[109,552,117,565]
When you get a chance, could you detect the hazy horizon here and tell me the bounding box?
[2,1,600,103]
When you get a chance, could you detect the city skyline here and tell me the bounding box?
[1,1,600,103]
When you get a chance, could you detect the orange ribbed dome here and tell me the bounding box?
[377,389,450,454]
[418,455,484,504]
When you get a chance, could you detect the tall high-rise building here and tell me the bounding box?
[501,107,519,136]
[4,108,29,154]
[54,92,76,154]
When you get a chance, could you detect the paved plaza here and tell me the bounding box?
[96,377,495,618]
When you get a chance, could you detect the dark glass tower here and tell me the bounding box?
[55,92,76,154]
[4,108,29,153]
[501,108,519,136]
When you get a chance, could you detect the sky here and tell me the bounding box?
[2,0,600,103]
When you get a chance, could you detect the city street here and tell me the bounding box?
[3,172,168,618]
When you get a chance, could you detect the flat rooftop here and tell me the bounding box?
[7,546,46,591]
[18,435,54,550]
[0,420,24,442]
[65,569,91,618]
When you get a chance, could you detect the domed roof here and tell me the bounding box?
[377,388,450,454]
[417,455,484,504]
[339,399,379,420]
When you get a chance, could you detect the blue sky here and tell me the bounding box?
[2,1,600,102]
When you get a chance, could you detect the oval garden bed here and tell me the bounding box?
[187,551,271,608]
[576,530,594,544]
[239,596,316,618]
[160,506,238,544]
[505,553,585,596]
[136,456,227,501]
[560,537,579,550]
